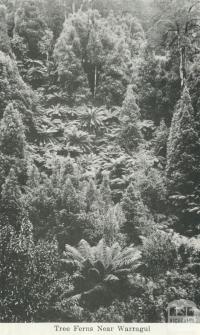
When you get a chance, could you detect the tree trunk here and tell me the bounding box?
[94,65,97,98]
[179,43,186,88]
[72,0,75,14]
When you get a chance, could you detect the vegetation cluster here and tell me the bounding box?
[0,0,200,322]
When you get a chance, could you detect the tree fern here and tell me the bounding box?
[62,238,143,308]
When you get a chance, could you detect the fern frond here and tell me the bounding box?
[114,246,140,262]
[64,244,84,263]
[78,239,94,263]
[92,239,103,261]
[93,239,109,268]
[103,274,120,284]
[112,247,141,269]
[105,246,113,268]
[110,242,121,261]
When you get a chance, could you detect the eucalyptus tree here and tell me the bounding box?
[150,0,200,88]
[54,9,133,105]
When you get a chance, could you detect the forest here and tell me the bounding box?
[0,0,200,323]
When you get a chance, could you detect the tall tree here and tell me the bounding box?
[150,0,200,88]
[0,103,29,198]
[53,10,90,104]
[0,103,26,158]
[54,9,133,105]
[137,49,181,125]
[14,0,52,59]
[0,5,11,54]
[166,87,199,194]
[121,183,153,244]
[166,87,200,235]
[0,168,23,230]
[100,173,113,210]
[43,0,65,38]
[119,85,142,152]
[0,50,35,136]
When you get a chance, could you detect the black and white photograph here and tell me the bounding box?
[1,0,200,327]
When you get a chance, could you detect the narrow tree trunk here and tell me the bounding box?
[178,34,186,89]
[94,65,97,98]
[72,0,75,14]
[180,47,186,88]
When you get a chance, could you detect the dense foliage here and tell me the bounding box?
[0,0,200,322]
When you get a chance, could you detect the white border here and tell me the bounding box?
[0,323,200,335]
